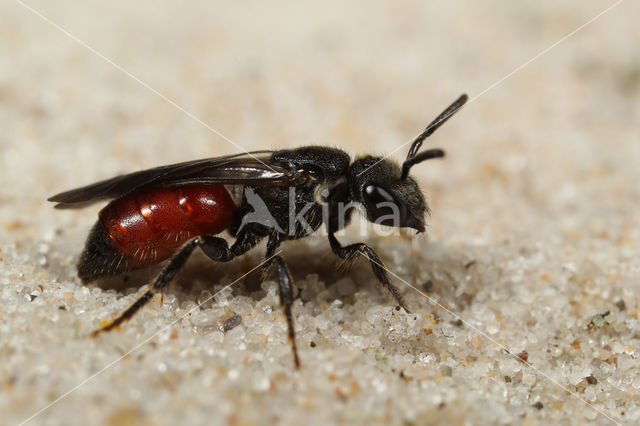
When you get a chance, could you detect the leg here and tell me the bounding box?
[92,229,265,336]
[262,232,300,368]
[91,236,202,336]
[265,254,301,370]
[199,226,265,262]
[328,233,409,312]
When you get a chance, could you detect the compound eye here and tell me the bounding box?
[365,185,393,204]
[363,185,406,225]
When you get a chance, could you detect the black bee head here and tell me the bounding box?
[347,94,467,232]
[349,156,428,232]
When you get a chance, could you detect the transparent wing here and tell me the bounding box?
[49,151,298,209]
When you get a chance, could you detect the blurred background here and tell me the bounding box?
[2,0,638,245]
[1,1,638,424]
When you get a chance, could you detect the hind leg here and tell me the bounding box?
[92,230,264,335]
[92,237,202,335]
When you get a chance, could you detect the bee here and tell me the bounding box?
[49,94,467,368]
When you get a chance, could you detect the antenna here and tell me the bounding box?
[405,94,468,161]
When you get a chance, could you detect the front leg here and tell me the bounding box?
[328,233,409,312]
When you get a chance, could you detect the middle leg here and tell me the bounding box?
[264,254,301,369]
[263,232,301,369]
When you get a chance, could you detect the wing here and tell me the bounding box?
[49,150,298,209]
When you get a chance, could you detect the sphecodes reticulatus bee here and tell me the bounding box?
[49,94,467,368]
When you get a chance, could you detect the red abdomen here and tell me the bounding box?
[98,185,235,268]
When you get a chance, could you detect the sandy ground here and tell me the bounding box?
[1,1,639,425]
